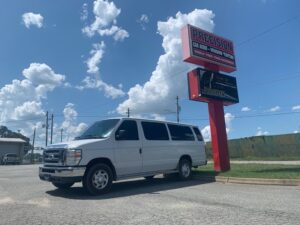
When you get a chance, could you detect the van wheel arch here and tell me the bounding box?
[179,155,192,166]
[85,158,117,181]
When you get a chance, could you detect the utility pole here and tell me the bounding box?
[127,108,130,118]
[31,128,36,164]
[176,96,180,123]
[50,114,54,144]
[60,128,63,142]
[45,111,48,147]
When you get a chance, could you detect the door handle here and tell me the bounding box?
[139,148,142,154]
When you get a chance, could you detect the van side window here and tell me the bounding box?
[167,124,195,141]
[193,127,204,141]
[115,120,139,140]
[141,122,169,140]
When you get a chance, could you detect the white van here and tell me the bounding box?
[39,118,207,195]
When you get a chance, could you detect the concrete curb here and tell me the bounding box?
[195,175,300,186]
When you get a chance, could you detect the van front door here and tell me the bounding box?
[114,120,142,176]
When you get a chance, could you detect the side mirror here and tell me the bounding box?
[116,130,126,140]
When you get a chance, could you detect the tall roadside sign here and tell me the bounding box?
[182,24,239,172]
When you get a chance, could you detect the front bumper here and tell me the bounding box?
[39,166,86,183]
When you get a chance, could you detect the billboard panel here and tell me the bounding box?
[188,68,239,105]
[182,24,236,73]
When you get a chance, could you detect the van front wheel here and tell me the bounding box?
[83,163,113,195]
[178,159,192,180]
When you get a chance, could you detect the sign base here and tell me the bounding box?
[208,100,230,172]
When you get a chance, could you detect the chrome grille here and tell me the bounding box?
[43,149,64,164]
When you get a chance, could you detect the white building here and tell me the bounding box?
[0,138,26,161]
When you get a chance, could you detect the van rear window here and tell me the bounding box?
[193,127,204,141]
[141,122,169,140]
[167,124,195,141]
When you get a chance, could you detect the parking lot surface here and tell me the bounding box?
[0,165,299,225]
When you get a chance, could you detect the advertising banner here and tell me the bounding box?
[182,24,236,73]
[188,68,239,105]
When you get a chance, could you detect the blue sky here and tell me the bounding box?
[0,0,300,145]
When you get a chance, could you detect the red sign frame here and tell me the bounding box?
[181,24,236,73]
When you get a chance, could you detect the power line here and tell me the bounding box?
[1,117,44,124]
[181,111,300,122]
[237,15,300,47]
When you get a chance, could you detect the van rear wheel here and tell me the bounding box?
[83,163,113,195]
[178,158,192,180]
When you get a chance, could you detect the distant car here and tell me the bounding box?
[2,153,20,165]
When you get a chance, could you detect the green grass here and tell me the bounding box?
[206,156,300,161]
[194,163,300,179]
[231,157,300,161]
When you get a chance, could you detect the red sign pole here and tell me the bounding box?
[208,100,230,171]
[182,24,238,172]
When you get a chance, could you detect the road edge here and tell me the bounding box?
[195,175,300,186]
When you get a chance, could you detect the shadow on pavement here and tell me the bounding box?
[46,175,213,200]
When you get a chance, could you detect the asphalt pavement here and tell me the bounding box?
[0,165,299,225]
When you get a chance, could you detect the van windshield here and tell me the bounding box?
[75,119,120,140]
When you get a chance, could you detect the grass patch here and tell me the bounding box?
[206,156,300,161]
[194,163,300,179]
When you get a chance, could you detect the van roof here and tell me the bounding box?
[100,117,198,127]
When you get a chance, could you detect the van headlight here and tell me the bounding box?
[64,149,82,166]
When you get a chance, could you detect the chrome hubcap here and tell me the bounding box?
[92,170,109,190]
[182,163,190,177]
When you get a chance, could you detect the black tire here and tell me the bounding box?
[52,182,74,189]
[178,158,192,180]
[83,163,113,195]
[144,175,154,180]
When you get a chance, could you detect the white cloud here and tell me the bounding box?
[14,101,45,120]
[22,12,44,28]
[0,63,66,146]
[292,105,300,111]
[77,76,125,99]
[86,42,105,74]
[201,125,211,142]
[137,14,149,30]
[269,106,280,112]
[256,127,269,136]
[82,0,129,41]
[61,103,88,141]
[201,112,235,142]
[293,130,299,134]
[0,63,65,122]
[81,3,88,21]
[96,25,129,41]
[23,63,65,87]
[151,114,166,121]
[241,106,251,112]
[225,112,235,134]
[117,9,215,116]
[80,1,128,99]
[80,41,125,99]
